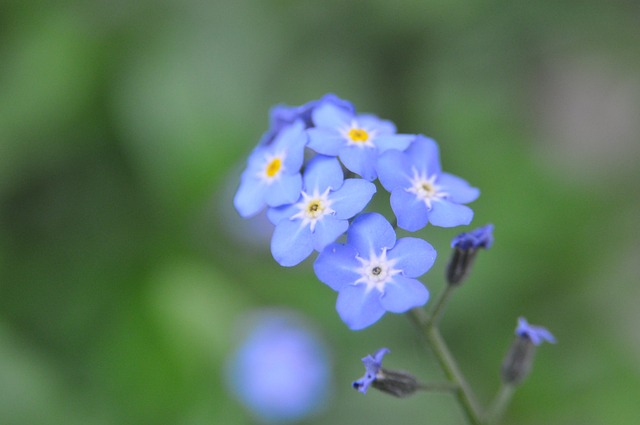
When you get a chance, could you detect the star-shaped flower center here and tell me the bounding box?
[258,151,287,183]
[290,187,335,232]
[342,121,376,148]
[405,167,448,209]
[354,248,401,293]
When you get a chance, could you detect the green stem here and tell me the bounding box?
[409,309,483,425]
[425,283,457,328]
[484,383,515,424]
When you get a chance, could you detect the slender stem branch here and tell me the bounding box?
[484,383,515,424]
[409,309,483,425]
[425,283,457,328]
[416,381,458,393]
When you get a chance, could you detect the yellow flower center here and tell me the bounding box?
[266,158,282,177]
[348,128,369,143]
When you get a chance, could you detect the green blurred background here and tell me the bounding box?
[1,1,639,424]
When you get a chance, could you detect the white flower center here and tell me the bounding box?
[257,151,286,183]
[340,120,377,148]
[290,187,335,232]
[354,248,401,293]
[405,167,448,209]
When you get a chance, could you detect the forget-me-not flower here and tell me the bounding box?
[377,135,479,231]
[226,309,331,423]
[234,120,307,218]
[268,155,376,267]
[306,102,414,181]
[352,347,389,394]
[314,213,435,330]
[446,224,494,285]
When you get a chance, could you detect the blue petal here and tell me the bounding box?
[234,175,267,218]
[306,128,344,156]
[312,102,352,128]
[438,173,480,204]
[408,135,441,176]
[264,173,302,207]
[390,189,430,232]
[387,237,436,278]
[313,243,361,291]
[336,285,386,330]
[380,276,429,313]
[376,149,412,192]
[273,120,307,171]
[271,220,313,267]
[267,203,297,225]
[330,179,376,219]
[339,146,378,181]
[347,213,396,257]
[429,201,474,228]
[302,155,343,192]
[357,114,396,135]
[311,217,349,252]
[375,134,415,154]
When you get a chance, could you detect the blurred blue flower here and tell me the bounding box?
[226,310,332,424]
[314,213,435,330]
[307,102,414,181]
[234,120,307,217]
[258,94,355,146]
[376,135,480,231]
[451,224,494,250]
[516,317,556,345]
[268,155,376,267]
[352,347,389,394]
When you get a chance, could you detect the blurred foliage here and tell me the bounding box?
[1,1,639,424]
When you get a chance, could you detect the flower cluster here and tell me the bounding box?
[234,94,479,330]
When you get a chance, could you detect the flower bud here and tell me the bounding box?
[500,317,555,385]
[352,348,420,397]
[446,224,494,285]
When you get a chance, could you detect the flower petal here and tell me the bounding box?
[313,243,361,291]
[267,203,297,225]
[234,177,267,218]
[429,201,474,228]
[387,237,436,278]
[347,213,396,257]
[312,102,352,128]
[375,134,415,154]
[302,155,343,192]
[273,120,307,171]
[376,149,412,192]
[330,179,376,219]
[438,173,480,204]
[407,135,441,176]
[336,285,386,330]
[271,220,313,267]
[380,276,429,313]
[264,173,302,207]
[307,128,344,156]
[390,189,430,232]
[311,217,349,252]
[339,145,378,181]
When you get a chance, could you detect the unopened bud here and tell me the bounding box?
[371,368,421,398]
[500,317,555,385]
[446,224,493,285]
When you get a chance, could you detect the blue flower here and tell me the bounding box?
[314,213,435,330]
[376,135,480,231]
[268,155,376,267]
[234,120,308,218]
[306,102,414,181]
[226,309,332,424]
[352,348,389,394]
[516,317,556,346]
[451,224,494,250]
[258,94,355,146]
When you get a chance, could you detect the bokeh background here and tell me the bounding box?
[1,1,639,424]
